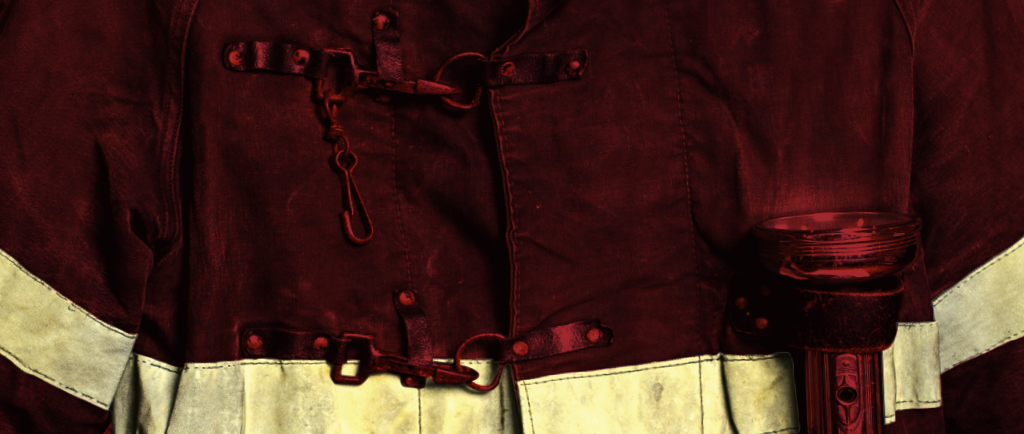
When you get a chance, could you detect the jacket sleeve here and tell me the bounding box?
[910,0,1024,431]
[0,0,187,432]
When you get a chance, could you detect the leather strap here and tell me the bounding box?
[498,320,612,362]
[372,9,403,82]
[481,50,588,87]
[729,275,904,353]
[239,320,612,364]
[393,289,432,387]
[224,41,587,90]
[223,41,342,79]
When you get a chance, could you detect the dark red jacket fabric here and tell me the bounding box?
[1,0,1023,432]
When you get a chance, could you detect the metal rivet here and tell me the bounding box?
[246,334,263,350]
[565,59,583,77]
[293,49,309,65]
[313,337,329,351]
[399,291,416,306]
[513,341,529,356]
[228,50,243,67]
[403,376,419,387]
[373,13,390,30]
[734,297,748,310]
[586,328,602,343]
[500,62,516,77]
[755,317,769,329]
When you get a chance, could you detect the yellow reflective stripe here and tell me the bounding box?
[882,322,942,423]
[113,355,519,434]
[0,248,135,409]
[116,323,941,434]
[517,353,800,434]
[934,236,1024,372]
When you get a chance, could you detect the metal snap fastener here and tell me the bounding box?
[399,291,416,306]
[293,49,309,65]
[373,12,390,30]
[565,60,583,77]
[228,50,243,67]
[513,341,529,356]
[313,337,329,351]
[586,328,602,343]
[755,317,769,329]
[500,62,516,77]
[246,334,263,350]
[734,297,748,310]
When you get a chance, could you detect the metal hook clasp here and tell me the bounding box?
[453,333,507,392]
[333,152,373,246]
[330,333,479,388]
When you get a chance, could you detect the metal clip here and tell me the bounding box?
[330,334,479,388]
[356,73,461,96]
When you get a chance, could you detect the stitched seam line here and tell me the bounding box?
[933,237,1024,305]
[520,353,783,386]
[756,428,800,434]
[897,322,935,328]
[389,105,414,297]
[0,249,134,339]
[660,0,701,348]
[161,0,200,241]
[896,399,941,404]
[698,354,705,433]
[179,358,496,371]
[524,383,536,434]
[136,356,183,374]
[0,343,107,407]
[492,93,521,340]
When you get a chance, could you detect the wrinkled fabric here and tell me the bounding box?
[2,0,1024,432]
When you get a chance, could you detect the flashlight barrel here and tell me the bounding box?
[805,351,884,434]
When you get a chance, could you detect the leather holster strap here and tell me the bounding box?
[730,276,904,353]
[781,280,904,353]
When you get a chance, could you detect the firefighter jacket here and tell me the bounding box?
[1,0,1023,432]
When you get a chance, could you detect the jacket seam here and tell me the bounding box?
[660,0,702,350]
[491,92,522,345]
[389,105,414,296]
[159,0,200,243]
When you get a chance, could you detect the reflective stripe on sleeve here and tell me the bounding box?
[0,248,137,409]
[934,236,1024,373]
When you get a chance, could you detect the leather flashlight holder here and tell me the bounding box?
[729,274,904,434]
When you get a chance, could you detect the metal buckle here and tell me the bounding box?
[330,333,480,388]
